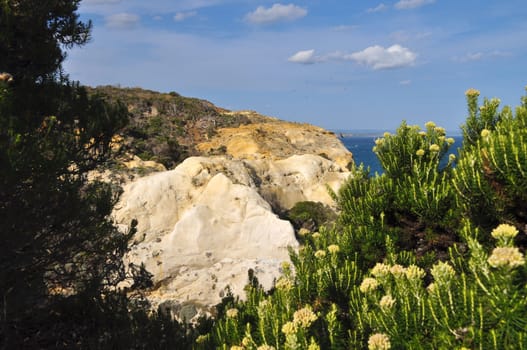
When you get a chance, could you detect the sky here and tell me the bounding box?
[64,0,527,133]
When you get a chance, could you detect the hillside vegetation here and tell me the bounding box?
[86,85,258,169]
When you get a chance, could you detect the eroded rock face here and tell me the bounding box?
[113,118,353,309]
[250,154,349,211]
[198,118,353,170]
[114,157,298,307]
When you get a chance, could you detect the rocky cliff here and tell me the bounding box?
[103,88,353,316]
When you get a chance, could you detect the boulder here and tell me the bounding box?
[114,157,298,307]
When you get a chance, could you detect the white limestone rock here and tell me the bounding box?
[114,157,297,306]
[248,154,349,211]
[114,151,351,307]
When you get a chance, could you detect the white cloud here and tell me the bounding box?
[105,13,140,29]
[245,3,307,24]
[367,3,388,13]
[399,80,411,85]
[174,11,197,22]
[348,45,417,69]
[288,49,319,64]
[395,0,435,10]
[288,45,417,70]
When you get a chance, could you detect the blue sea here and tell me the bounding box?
[340,135,463,175]
[340,136,384,175]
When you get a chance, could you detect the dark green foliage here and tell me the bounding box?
[461,89,503,148]
[0,1,197,348]
[285,201,337,232]
[0,0,91,82]
[454,87,527,246]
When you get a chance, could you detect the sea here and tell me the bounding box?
[339,134,463,175]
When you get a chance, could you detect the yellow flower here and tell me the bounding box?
[431,261,455,285]
[425,121,436,129]
[375,138,384,146]
[293,306,318,328]
[419,131,427,137]
[405,265,425,281]
[435,127,446,134]
[488,247,525,269]
[491,224,518,240]
[256,344,276,350]
[449,154,456,162]
[446,137,455,145]
[359,277,379,293]
[429,144,440,152]
[383,132,391,138]
[298,228,310,236]
[438,136,446,142]
[242,336,253,347]
[257,345,276,350]
[307,339,321,350]
[275,277,293,291]
[379,295,396,310]
[371,263,391,279]
[315,250,326,258]
[481,129,490,138]
[282,321,297,335]
[312,232,321,239]
[465,88,480,97]
[280,261,291,275]
[390,264,406,277]
[368,333,391,350]
[226,308,239,318]
[416,149,425,157]
[258,300,270,309]
[426,283,436,293]
[230,346,244,350]
[328,244,340,254]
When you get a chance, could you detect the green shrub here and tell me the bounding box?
[354,222,527,349]
[335,121,459,264]
[285,201,336,232]
[454,87,527,244]
[208,87,527,350]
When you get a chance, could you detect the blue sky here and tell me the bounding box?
[65,0,527,132]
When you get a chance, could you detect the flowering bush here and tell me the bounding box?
[454,86,527,241]
[335,120,459,266]
[199,88,527,350]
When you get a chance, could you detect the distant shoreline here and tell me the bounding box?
[332,130,387,138]
[332,129,463,138]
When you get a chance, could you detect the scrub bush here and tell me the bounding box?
[207,87,527,350]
